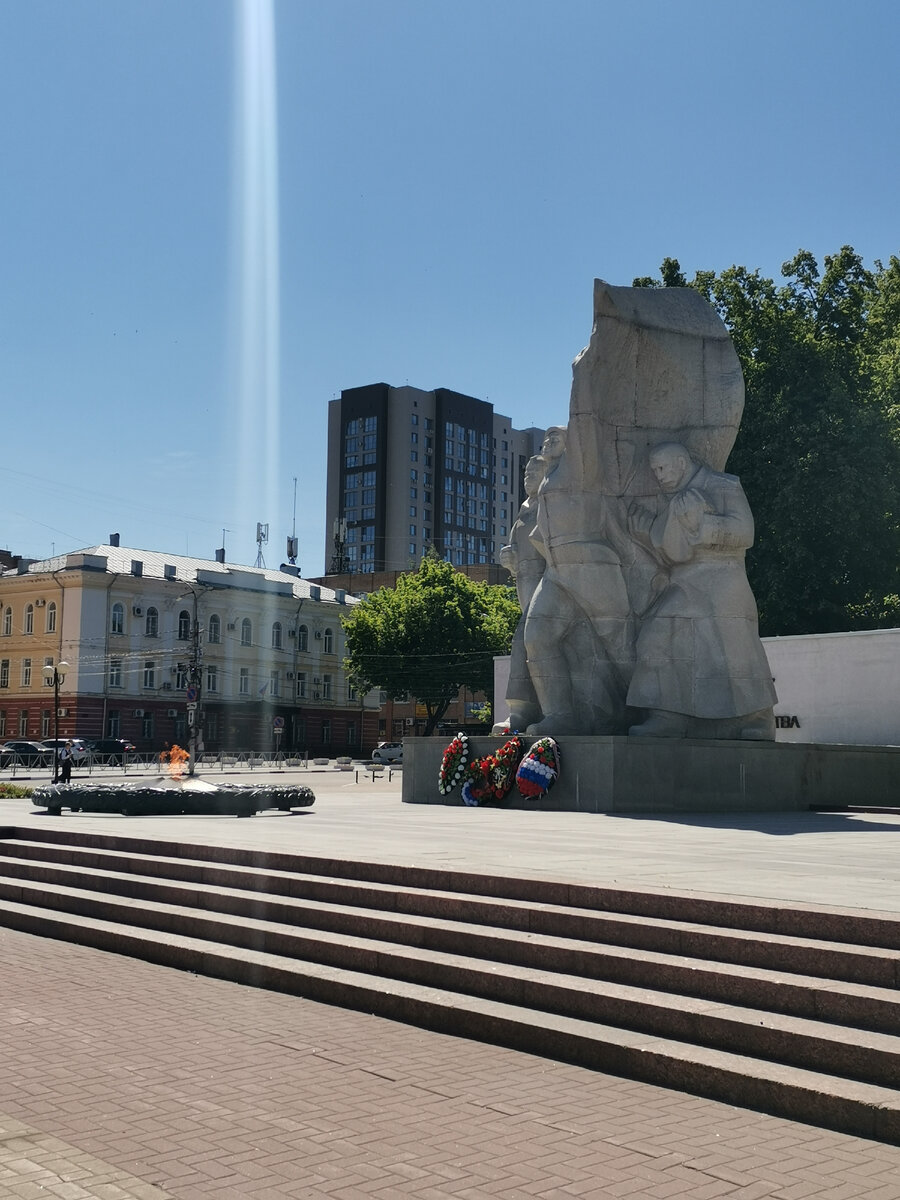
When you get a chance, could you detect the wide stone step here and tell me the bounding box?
[1,894,899,1144]
[2,836,898,989]
[0,853,898,1036]
[3,871,900,1090]
[8,826,900,952]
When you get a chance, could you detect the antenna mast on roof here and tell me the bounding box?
[255,522,268,568]
[286,477,299,566]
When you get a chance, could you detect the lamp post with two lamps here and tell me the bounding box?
[42,660,69,783]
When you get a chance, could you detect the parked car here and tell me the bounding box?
[88,738,137,763]
[41,737,91,764]
[1,739,55,767]
[371,741,403,763]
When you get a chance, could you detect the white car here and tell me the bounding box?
[371,741,403,764]
[41,738,90,764]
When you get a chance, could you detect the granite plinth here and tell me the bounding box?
[402,736,900,813]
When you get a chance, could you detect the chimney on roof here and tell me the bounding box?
[215,548,225,563]
[109,533,120,547]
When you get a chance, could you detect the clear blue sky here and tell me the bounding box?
[2,0,897,574]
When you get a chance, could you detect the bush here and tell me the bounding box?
[0,783,34,799]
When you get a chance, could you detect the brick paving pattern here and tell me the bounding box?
[2,927,900,1199]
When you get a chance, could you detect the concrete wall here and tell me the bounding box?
[493,627,900,748]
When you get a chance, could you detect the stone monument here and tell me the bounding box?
[505,279,776,740]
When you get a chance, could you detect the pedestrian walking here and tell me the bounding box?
[59,740,74,784]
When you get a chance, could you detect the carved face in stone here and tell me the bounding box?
[650,445,693,493]
[523,455,547,498]
[541,426,566,462]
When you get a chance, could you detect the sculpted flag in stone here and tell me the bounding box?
[505,280,776,740]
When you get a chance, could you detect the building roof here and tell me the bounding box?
[2,545,356,607]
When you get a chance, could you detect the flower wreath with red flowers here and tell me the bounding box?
[461,735,525,806]
[438,731,469,795]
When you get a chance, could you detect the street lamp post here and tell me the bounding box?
[42,661,69,782]
[176,586,203,777]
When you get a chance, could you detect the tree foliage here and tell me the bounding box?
[341,555,521,736]
[633,248,900,635]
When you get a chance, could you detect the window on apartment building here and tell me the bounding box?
[41,709,51,737]
[0,712,6,737]
[143,660,155,689]
[411,413,418,425]
[142,713,154,740]
[19,710,28,735]
[206,665,218,692]
[46,602,57,633]
[107,710,120,737]
[21,659,32,687]
[297,625,308,651]
[111,603,124,634]
[239,667,249,695]
[43,656,54,684]
[0,660,8,688]
[270,669,279,697]
[363,416,376,432]
[208,614,221,644]
[322,674,332,700]
[296,672,307,699]
[109,659,122,688]
[145,607,158,637]
[178,610,191,640]
[2,608,10,636]
[24,604,34,634]
[272,621,283,649]
[241,618,252,646]
[176,663,188,690]
[320,719,331,745]
[347,721,357,744]
[410,451,418,462]
[323,628,334,654]
[410,431,418,443]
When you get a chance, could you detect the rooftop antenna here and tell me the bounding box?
[286,477,299,565]
[255,522,268,568]
[222,527,230,558]
[328,517,349,574]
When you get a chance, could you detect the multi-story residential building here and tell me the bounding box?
[324,383,544,574]
[0,540,378,757]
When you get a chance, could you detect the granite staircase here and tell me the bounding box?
[1,824,899,1142]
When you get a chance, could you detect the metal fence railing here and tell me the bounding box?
[0,749,383,779]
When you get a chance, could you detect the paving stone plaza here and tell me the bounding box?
[2,766,900,1198]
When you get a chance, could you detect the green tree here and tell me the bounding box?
[341,555,521,736]
[634,249,900,635]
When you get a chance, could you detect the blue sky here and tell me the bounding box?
[2,0,897,573]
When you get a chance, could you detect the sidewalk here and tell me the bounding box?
[2,773,900,1198]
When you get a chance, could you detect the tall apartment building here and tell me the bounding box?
[324,383,544,575]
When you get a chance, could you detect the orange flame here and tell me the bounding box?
[160,744,189,779]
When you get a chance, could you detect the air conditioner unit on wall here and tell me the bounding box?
[133,709,144,718]
[132,606,142,616]
[227,623,236,630]
[405,718,414,726]
[286,672,295,680]
[167,709,178,718]
[314,630,322,639]
[35,598,46,607]
[58,708,68,717]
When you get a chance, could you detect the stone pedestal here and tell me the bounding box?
[402,736,900,813]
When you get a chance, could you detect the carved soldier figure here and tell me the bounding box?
[627,443,776,738]
[497,454,547,731]
[522,425,634,734]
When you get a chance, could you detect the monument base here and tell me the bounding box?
[402,736,900,813]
